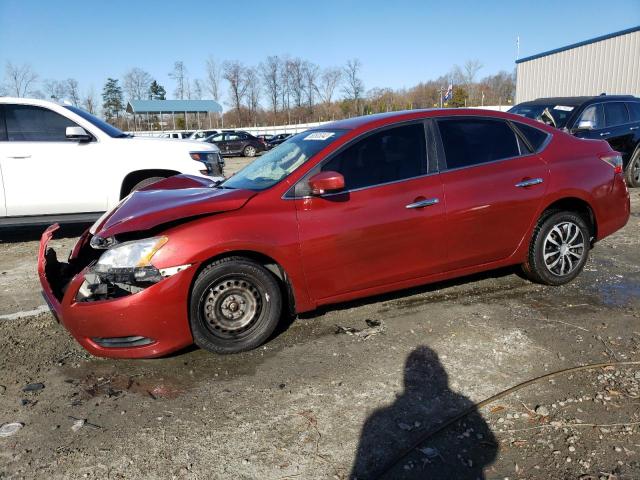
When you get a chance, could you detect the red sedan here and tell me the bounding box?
[39,109,630,358]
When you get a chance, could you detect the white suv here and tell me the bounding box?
[0,97,224,226]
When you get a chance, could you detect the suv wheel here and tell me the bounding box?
[625,148,640,188]
[189,257,282,354]
[130,176,165,193]
[243,145,256,157]
[522,211,590,286]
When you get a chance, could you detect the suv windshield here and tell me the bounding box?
[220,129,346,191]
[64,106,130,138]
[509,104,575,129]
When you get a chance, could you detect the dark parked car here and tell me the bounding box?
[40,109,629,358]
[256,134,274,143]
[267,133,292,149]
[203,131,267,157]
[509,95,640,187]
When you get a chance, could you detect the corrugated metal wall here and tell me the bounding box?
[516,30,640,103]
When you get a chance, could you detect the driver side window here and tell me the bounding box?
[5,105,78,142]
[578,104,604,130]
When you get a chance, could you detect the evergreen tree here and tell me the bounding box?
[148,80,166,100]
[102,78,123,120]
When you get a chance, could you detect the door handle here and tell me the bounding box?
[7,154,31,159]
[630,126,639,131]
[515,177,544,188]
[405,198,440,209]
[599,132,611,136]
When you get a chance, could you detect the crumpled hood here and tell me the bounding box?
[94,175,256,238]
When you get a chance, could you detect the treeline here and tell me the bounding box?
[1,57,515,130]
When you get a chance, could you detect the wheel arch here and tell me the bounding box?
[120,169,181,199]
[539,196,597,239]
[191,250,298,317]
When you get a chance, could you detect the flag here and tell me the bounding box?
[443,84,453,102]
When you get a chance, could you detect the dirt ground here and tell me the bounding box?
[1,159,639,479]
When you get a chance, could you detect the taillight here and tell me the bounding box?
[599,153,623,174]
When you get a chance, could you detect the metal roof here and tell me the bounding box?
[126,99,222,114]
[516,25,640,64]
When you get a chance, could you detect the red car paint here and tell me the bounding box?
[38,109,631,359]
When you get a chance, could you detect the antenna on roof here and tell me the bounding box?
[599,92,606,96]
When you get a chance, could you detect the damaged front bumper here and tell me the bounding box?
[38,224,197,359]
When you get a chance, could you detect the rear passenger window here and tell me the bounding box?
[321,123,427,190]
[437,118,520,169]
[604,102,629,127]
[514,123,549,151]
[5,105,78,141]
[577,104,605,130]
[627,102,640,122]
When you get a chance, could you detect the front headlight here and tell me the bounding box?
[189,152,217,162]
[95,236,167,271]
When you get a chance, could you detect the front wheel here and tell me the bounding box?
[625,148,640,188]
[189,257,282,354]
[522,211,590,286]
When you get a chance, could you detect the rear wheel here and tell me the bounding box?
[625,148,640,188]
[130,176,165,193]
[189,257,282,354]
[243,145,256,157]
[522,211,590,286]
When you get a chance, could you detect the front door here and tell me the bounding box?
[295,122,448,301]
[0,104,108,216]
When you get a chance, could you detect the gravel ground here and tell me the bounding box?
[1,161,639,479]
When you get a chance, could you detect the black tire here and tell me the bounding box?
[189,257,282,354]
[243,145,256,157]
[625,147,640,188]
[130,176,165,193]
[522,211,590,286]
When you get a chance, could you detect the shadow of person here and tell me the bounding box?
[351,346,498,479]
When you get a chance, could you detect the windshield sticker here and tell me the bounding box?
[553,105,574,111]
[304,132,335,141]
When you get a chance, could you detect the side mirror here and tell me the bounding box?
[576,119,595,131]
[308,171,345,196]
[66,126,91,142]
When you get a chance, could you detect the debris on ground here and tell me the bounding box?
[334,319,386,339]
[22,383,44,392]
[0,422,24,437]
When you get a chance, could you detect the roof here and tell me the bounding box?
[516,95,637,106]
[516,25,640,64]
[126,99,222,114]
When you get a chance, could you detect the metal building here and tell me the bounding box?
[515,26,640,103]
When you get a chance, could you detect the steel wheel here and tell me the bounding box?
[244,145,256,157]
[542,221,585,277]
[626,150,640,188]
[202,277,262,337]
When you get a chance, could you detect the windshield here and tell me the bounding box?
[64,106,130,138]
[508,104,575,129]
[220,129,346,191]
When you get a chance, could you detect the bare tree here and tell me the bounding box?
[66,78,80,106]
[4,62,38,97]
[82,86,98,114]
[123,68,152,101]
[43,79,67,101]
[260,55,281,116]
[287,58,305,108]
[303,61,320,108]
[318,67,342,105]
[279,56,292,121]
[223,61,248,124]
[463,59,483,85]
[169,61,187,100]
[205,56,221,101]
[342,59,365,114]
[191,79,204,100]
[244,67,261,125]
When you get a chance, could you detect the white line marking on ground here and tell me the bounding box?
[0,305,50,320]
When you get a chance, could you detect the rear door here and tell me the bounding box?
[226,133,244,154]
[294,121,448,301]
[436,117,549,270]
[602,102,634,163]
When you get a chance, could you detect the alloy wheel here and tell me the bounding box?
[542,221,585,276]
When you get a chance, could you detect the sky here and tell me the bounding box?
[0,0,638,105]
